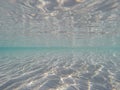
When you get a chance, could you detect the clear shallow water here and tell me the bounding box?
[0,48,120,90]
[0,0,120,90]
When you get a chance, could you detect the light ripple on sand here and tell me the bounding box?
[0,52,120,90]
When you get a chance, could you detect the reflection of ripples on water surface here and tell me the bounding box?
[0,0,120,47]
[0,51,120,90]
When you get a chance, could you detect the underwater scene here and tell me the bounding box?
[0,0,120,90]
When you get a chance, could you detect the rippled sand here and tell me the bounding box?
[0,50,120,90]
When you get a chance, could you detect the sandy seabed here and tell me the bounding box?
[0,50,120,90]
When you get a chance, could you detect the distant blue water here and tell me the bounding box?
[1,46,120,52]
[0,46,120,57]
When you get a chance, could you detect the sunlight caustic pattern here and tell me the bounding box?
[0,0,120,90]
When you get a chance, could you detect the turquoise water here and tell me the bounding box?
[1,46,120,52]
[0,47,120,57]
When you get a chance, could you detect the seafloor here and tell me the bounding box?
[0,49,120,90]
